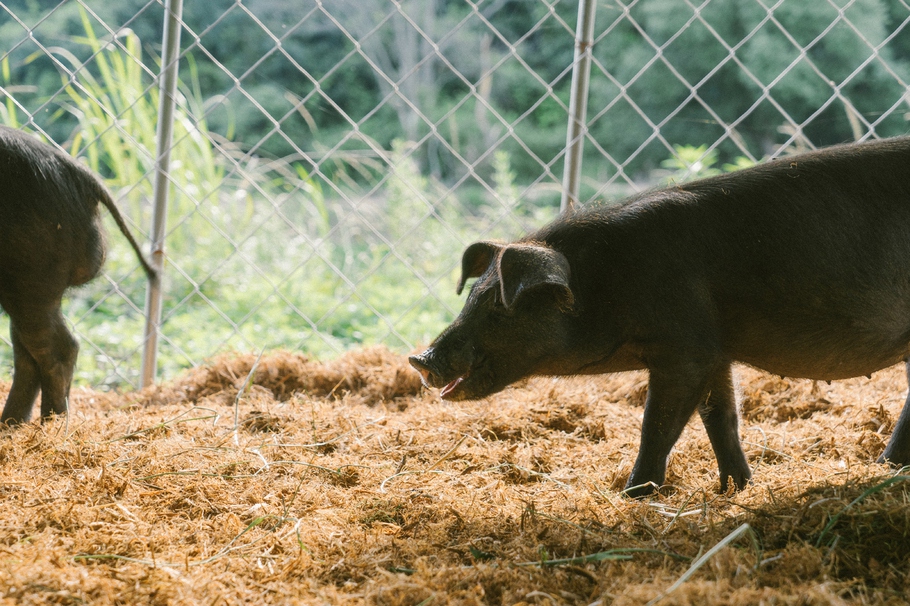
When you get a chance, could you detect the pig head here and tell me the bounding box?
[409,241,578,401]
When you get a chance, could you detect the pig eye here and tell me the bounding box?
[490,295,515,317]
[480,286,512,315]
[484,291,508,315]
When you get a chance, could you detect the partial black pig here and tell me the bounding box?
[0,126,154,424]
[410,137,910,497]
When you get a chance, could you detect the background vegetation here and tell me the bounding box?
[1,0,909,386]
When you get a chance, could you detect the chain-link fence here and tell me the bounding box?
[1,0,909,388]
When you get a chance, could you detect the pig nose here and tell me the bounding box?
[408,353,439,385]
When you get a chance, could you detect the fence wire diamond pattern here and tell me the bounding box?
[1,0,909,388]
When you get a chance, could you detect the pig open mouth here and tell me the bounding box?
[411,361,470,399]
[410,350,499,401]
[439,375,466,399]
[439,365,501,401]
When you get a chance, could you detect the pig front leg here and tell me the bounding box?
[624,359,749,497]
[877,359,910,467]
[624,360,713,497]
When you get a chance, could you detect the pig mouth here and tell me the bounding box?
[440,364,499,401]
[412,363,471,399]
[439,375,467,399]
[410,354,495,401]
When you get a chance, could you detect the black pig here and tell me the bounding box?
[0,126,154,424]
[410,137,910,497]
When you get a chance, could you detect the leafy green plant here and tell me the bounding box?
[660,144,722,180]
[721,155,759,173]
[0,57,23,127]
[38,11,337,385]
[659,144,757,182]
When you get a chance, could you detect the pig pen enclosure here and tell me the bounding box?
[3,0,910,603]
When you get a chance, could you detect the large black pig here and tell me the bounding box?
[0,126,154,424]
[410,137,910,497]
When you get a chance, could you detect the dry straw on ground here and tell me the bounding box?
[0,346,908,605]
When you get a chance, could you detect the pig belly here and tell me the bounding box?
[737,347,908,381]
[726,315,910,381]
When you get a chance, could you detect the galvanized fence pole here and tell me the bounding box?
[140,0,184,387]
[560,0,597,214]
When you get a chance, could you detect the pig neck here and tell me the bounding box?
[524,208,652,376]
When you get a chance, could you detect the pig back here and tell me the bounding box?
[537,138,910,381]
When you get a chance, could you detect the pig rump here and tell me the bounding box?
[0,126,154,424]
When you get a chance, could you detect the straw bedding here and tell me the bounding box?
[0,346,907,605]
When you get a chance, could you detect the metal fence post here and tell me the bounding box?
[560,0,597,214]
[140,0,184,388]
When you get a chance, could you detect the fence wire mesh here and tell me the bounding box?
[1,0,909,388]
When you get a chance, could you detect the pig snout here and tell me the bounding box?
[409,347,475,400]
[409,351,443,388]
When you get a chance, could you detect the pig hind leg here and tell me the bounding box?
[625,358,730,497]
[697,364,751,492]
[0,322,43,423]
[0,301,77,424]
[878,359,910,467]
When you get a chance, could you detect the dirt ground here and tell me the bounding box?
[0,346,908,605]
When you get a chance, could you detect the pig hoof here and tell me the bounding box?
[621,480,660,499]
[876,453,909,469]
[0,413,28,427]
[719,471,752,494]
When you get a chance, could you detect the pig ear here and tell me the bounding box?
[457,241,502,295]
[497,245,574,311]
